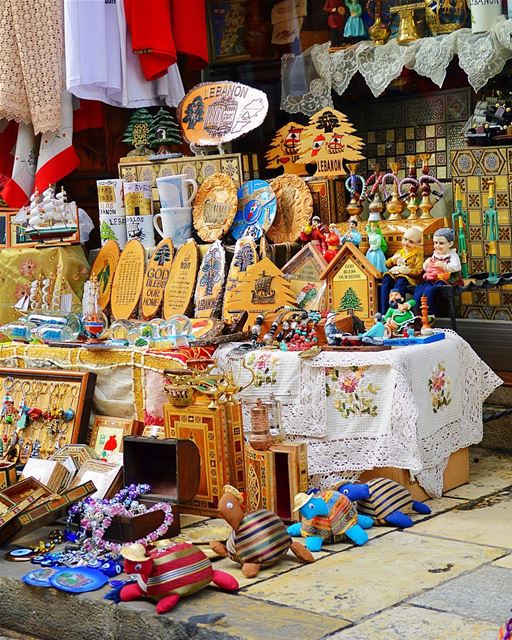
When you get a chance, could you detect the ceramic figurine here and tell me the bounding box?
[452,184,469,279]
[323,223,342,263]
[413,228,462,314]
[380,227,423,313]
[343,0,367,39]
[340,217,362,248]
[365,213,387,273]
[383,289,417,336]
[324,0,347,46]
[483,182,499,283]
[300,216,327,254]
[324,311,345,346]
[359,312,386,344]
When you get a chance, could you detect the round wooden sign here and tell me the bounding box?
[222,236,258,323]
[90,240,120,310]
[163,239,199,319]
[110,240,146,320]
[141,238,174,319]
[192,173,237,243]
[267,175,314,243]
[194,240,226,318]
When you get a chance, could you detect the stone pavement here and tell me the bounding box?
[1,447,511,640]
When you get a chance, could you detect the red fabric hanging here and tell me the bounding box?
[170,0,209,69]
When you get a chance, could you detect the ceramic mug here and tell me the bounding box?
[97,179,125,216]
[156,174,198,208]
[126,214,155,248]
[124,181,153,215]
[99,214,127,249]
[153,207,193,247]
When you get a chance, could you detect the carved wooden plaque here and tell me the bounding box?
[222,236,258,324]
[90,240,120,310]
[267,175,313,243]
[192,173,238,242]
[178,81,268,147]
[194,241,226,318]
[110,240,146,320]
[163,239,199,318]
[141,238,174,319]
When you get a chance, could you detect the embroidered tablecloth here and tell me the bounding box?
[217,331,501,497]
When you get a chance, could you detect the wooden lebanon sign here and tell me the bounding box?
[90,239,120,310]
[194,240,226,318]
[222,236,258,324]
[141,238,174,319]
[177,81,268,147]
[163,239,199,319]
[110,239,146,320]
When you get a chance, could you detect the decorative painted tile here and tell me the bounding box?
[376,130,386,143]
[416,125,426,139]
[406,127,415,140]
[437,124,447,136]
[426,138,436,152]
[406,140,416,153]
[416,140,425,153]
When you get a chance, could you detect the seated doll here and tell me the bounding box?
[380,227,423,313]
[413,227,462,315]
[340,216,362,248]
[383,289,417,336]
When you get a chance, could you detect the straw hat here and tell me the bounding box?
[292,492,313,512]
[223,485,243,502]
[121,543,150,562]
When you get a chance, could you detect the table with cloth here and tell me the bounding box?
[215,331,501,497]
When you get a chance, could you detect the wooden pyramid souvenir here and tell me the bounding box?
[265,122,308,176]
[282,243,327,312]
[222,236,258,324]
[163,239,199,319]
[224,257,297,329]
[296,107,365,178]
[320,242,381,322]
[141,238,174,320]
[110,240,146,320]
[90,240,120,311]
[194,240,226,318]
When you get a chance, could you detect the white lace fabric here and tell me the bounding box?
[282,17,512,112]
[217,331,501,497]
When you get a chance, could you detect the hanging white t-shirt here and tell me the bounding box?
[64,0,184,108]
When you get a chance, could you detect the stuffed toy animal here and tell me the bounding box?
[287,489,374,551]
[120,541,238,614]
[338,477,431,528]
[209,485,315,577]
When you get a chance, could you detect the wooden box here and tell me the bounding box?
[244,442,309,522]
[21,459,71,494]
[164,403,246,516]
[306,176,346,225]
[0,462,17,490]
[359,447,469,501]
[2,477,52,508]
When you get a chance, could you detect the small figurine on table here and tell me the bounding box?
[483,182,499,283]
[323,224,342,263]
[324,312,344,345]
[365,213,387,273]
[300,216,327,254]
[324,0,347,47]
[380,227,423,313]
[413,228,462,315]
[343,0,367,40]
[360,312,385,345]
[383,289,417,337]
[340,217,362,248]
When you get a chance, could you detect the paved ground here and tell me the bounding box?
[1,446,512,640]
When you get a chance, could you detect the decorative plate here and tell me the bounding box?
[163,239,199,319]
[222,236,258,324]
[90,239,120,310]
[110,239,146,320]
[6,547,37,562]
[141,238,174,320]
[192,173,238,242]
[49,567,108,593]
[267,175,314,243]
[194,240,226,318]
[23,567,61,587]
[230,180,277,241]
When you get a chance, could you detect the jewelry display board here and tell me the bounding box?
[0,368,96,463]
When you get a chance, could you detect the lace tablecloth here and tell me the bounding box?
[281,17,512,113]
[216,331,501,497]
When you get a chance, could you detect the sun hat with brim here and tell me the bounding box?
[292,492,313,512]
[121,543,150,563]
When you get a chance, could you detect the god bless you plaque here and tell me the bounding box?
[141,238,174,319]
[163,239,199,318]
[110,240,145,320]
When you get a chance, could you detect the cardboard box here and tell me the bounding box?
[359,447,469,501]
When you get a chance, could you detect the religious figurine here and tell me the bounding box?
[340,217,362,248]
[360,312,386,345]
[413,228,462,314]
[365,213,387,273]
[383,289,417,337]
[344,0,367,39]
[323,224,342,263]
[483,182,499,283]
[324,0,347,46]
[300,216,327,254]
[324,311,344,345]
[380,227,423,313]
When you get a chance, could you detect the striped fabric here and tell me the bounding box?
[301,490,358,543]
[138,543,213,600]
[227,510,291,567]
[357,478,412,523]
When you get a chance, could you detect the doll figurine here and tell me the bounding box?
[300,216,327,254]
[380,227,423,312]
[324,312,344,345]
[340,217,362,248]
[360,312,385,345]
[365,213,387,273]
[343,0,367,39]
[383,289,417,336]
[323,224,341,263]
[324,0,347,46]
[413,227,462,315]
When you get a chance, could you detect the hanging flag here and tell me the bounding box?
[1,122,38,207]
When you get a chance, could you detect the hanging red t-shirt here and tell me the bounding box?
[170,0,208,70]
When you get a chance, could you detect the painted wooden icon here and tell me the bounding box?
[320,242,380,322]
[90,240,120,310]
[296,108,365,177]
[222,236,258,324]
[141,238,174,319]
[110,240,146,320]
[177,81,268,147]
[163,239,199,318]
[282,243,327,311]
[193,173,238,242]
[267,175,314,243]
[224,257,296,328]
[265,122,308,176]
[194,240,226,318]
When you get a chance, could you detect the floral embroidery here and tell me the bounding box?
[14,283,30,301]
[19,259,36,279]
[326,366,380,418]
[428,361,451,413]
[246,351,279,387]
